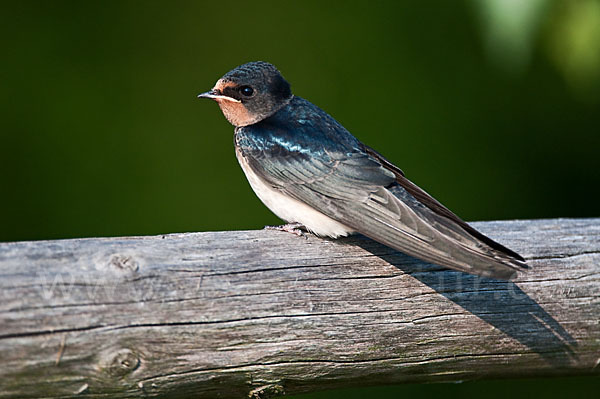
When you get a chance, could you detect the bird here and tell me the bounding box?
[198,61,528,280]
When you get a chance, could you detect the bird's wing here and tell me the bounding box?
[237,129,527,280]
[361,144,526,261]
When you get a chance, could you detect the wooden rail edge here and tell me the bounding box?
[0,218,599,398]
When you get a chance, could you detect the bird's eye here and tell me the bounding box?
[239,86,254,97]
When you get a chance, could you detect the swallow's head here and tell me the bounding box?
[198,61,293,127]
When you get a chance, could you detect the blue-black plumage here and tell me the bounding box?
[198,61,528,280]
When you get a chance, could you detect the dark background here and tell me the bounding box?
[1,0,599,397]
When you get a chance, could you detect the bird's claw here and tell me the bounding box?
[264,223,308,239]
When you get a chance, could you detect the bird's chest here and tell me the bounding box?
[233,145,353,238]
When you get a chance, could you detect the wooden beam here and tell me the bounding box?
[0,218,598,398]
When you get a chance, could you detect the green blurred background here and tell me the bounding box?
[1,0,598,397]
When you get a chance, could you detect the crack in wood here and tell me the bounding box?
[138,350,579,383]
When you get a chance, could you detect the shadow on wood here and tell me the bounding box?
[358,238,578,367]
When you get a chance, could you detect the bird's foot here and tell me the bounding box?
[264,223,308,238]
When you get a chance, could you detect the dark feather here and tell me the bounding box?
[361,144,526,262]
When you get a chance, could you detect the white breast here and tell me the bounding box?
[236,150,354,238]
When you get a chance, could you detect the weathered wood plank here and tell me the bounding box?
[0,218,598,398]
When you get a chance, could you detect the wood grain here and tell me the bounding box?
[0,218,598,398]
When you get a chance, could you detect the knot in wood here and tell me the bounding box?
[104,348,140,378]
[108,254,139,273]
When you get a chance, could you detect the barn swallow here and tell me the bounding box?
[198,61,528,280]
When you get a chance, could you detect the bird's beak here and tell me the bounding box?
[197,89,241,103]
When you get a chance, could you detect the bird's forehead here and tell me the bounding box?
[213,79,239,92]
[219,71,264,88]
